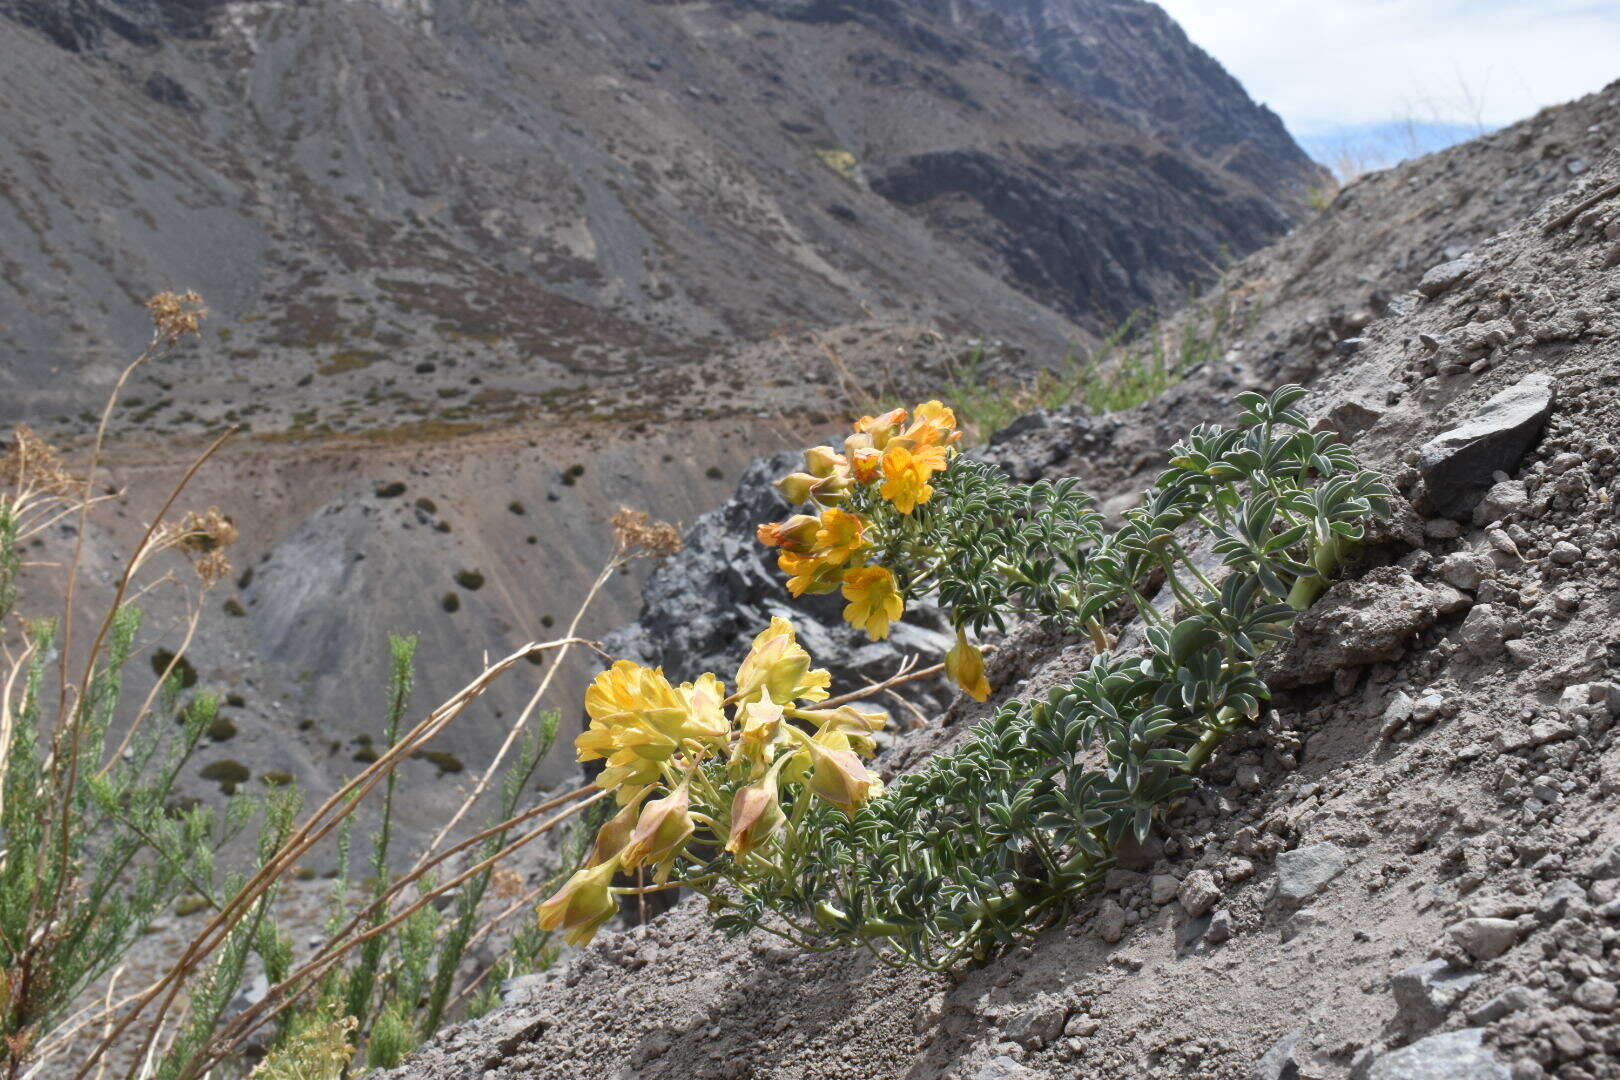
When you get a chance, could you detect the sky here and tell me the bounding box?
[1152,0,1620,171]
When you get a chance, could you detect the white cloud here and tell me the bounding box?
[1151,0,1620,138]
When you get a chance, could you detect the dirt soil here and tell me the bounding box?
[380,150,1620,1080]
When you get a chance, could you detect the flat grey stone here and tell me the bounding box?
[976,1055,1031,1079]
[1417,254,1480,297]
[1252,1028,1303,1080]
[1418,374,1555,518]
[1274,843,1347,909]
[1392,959,1483,1031]
[1365,1028,1510,1079]
[1445,917,1522,961]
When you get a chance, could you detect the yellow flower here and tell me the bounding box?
[795,703,888,756]
[879,443,948,514]
[678,672,731,742]
[579,661,726,802]
[725,764,785,859]
[841,566,904,640]
[946,627,991,703]
[854,407,909,450]
[582,660,687,742]
[790,727,880,816]
[537,857,621,946]
[813,507,869,566]
[734,617,831,706]
[620,780,695,872]
[730,699,786,776]
[756,514,821,554]
[778,551,844,597]
[902,400,962,448]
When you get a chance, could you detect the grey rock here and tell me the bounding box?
[1149,873,1181,905]
[1417,254,1481,298]
[1549,541,1582,565]
[1391,959,1483,1032]
[1474,479,1529,523]
[1437,552,1490,592]
[1381,691,1416,739]
[1206,908,1233,944]
[1095,899,1127,943]
[1325,398,1385,440]
[1587,841,1620,879]
[1428,584,1471,616]
[976,1056,1031,1079]
[1572,979,1617,1012]
[1418,374,1555,519]
[1445,917,1522,961]
[1274,843,1347,909]
[1466,985,1535,1024]
[1410,693,1446,723]
[1456,603,1506,659]
[1003,996,1068,1049]
[1536,879,1587,924]
[1178,870,1221,918]
[1252,1028,1303,1080]
[1364,1028,1509,1080]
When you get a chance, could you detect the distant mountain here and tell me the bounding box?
[0,0,1324,440]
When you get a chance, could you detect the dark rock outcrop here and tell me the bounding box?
[602,454,954,711]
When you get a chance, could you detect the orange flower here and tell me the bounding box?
[848,446,882,485]
[879,443,948,514]
[841,566,904,640]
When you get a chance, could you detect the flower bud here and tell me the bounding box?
[803,445,844,478]
[620,781,695,871]
[793,728,879,815]
[725,765,785,859]
[775,472,821,505]
[537,856,621,946]
[585,791,646,868]
[946,627,991,703]
[756,514,821,553]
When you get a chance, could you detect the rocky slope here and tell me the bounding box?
[384,147,1620,1080]
[0,0,1318,441]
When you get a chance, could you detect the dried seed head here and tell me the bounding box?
[0,426,76,497]
[146,290,207,343]
[168,507,238,584]
[611,506,682,560]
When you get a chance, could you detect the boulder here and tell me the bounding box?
[1418,374,1555,519]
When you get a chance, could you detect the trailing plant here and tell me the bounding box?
[542,387,1392,969]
